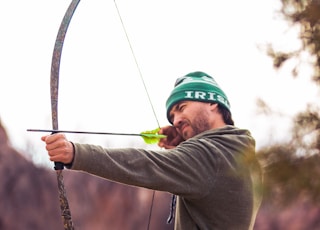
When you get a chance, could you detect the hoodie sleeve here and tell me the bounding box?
[70,126,255,199]
[70,141,219,199]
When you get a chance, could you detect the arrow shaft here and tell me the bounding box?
[27,129,162,137]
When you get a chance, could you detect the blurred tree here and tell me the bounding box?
[258,105,320,206]
[258,0,320,206]
[267,0,320,83]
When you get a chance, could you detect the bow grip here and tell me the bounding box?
[51,131,64,170]
[54,162,64,170]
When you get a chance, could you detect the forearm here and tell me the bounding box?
[70,143,169,189]
[69,143,211,197]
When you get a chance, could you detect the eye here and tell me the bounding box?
[169,114,174,124]
[178,103,186,111]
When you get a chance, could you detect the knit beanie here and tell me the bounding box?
[166,71,231,123]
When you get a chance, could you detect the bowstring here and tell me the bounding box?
[113,1,160,229]
[113,0,160,129]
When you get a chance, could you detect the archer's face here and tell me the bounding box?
[169,101,214,140]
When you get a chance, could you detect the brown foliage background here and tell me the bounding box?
[0,121,173,230]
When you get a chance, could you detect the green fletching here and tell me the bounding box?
[140,128,166,144]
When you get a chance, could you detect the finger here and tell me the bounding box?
[41,135,50,142]
[158,125,174,135]
[44,135,64,153]
[171,135,184,146]
[158,135,169,147]
[41,134,58,143]
[158,141,165,148]
[48,142,74,164]
[49,153,64,162]
[47,149,55,157]
[45,133,66,144]
[161,143,176,149]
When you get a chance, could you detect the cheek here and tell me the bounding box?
[192,110,211,128]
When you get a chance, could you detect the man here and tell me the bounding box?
[42,71,262,230]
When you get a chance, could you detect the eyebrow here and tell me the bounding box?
[171,103,181,112]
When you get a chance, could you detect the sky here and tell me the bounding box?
[0,0,319,166]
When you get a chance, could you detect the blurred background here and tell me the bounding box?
[0,0,320,229]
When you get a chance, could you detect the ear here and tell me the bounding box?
[209,103,219,111]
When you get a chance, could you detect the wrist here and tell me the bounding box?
[65,141,75,169]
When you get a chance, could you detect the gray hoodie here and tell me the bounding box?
[71,125,262,230]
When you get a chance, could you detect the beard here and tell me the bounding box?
[181,110,211,139]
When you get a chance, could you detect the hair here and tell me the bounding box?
[218,104,234,126]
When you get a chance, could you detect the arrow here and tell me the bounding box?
[27,128,166,144]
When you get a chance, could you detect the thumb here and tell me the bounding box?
[41,135,49,142]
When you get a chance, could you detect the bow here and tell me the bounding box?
[50,0,80,229]
[48,1,162,229]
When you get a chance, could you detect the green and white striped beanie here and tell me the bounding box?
[165,71,231,123]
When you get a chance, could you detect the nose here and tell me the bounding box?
[172,114,183,129]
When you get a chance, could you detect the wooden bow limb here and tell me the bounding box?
[50,0,81,229]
